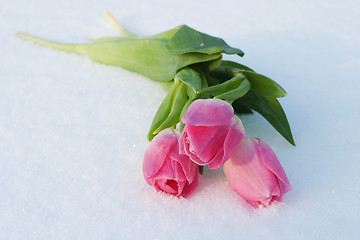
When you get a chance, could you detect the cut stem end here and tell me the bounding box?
[103,11,136,37]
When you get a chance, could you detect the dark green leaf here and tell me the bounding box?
[220,60,255,72]
[232,100,253,115]
[197,55,223,73]
[205,74,219,87]
[215,78,251,101]
[200,74,244,95]
[242,71,287,98]
[199,166,204,175]
[209,61,254,82]
[199,74,250,101]
[235,91,295,146]
[211,61,287,98]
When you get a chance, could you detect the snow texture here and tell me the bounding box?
[1,0,359,239]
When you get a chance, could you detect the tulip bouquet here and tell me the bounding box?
[18,12,294,208]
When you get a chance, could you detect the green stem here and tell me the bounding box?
[17,32,82,53]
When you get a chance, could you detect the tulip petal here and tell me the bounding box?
[179,125,223,165]
[257,138,292,194]
[208,116,245,169]
[143,129,178,179]
[182,99,234,126]
[154,156,177,180]
[179,171,199,198]
[207,148,225,169]
[178,129,203,164]
[176,180,187,196]
[224,137,291,208]
[170,155,187,182]
[171,148,198,183]
[186,124,227,165]
[143,128,199,198]
[155,179,178,195]
[224,138,279,204]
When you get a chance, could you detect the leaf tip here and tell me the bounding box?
[290,138,296,146]
[285,132,296,146]
[237,51,245,57]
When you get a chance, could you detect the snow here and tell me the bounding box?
[1,0,359,239]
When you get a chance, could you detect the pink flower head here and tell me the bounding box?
[223,138,292,208]
[179,99,245,169]
[143,129,199,198]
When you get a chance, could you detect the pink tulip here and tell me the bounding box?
[223,138,291,208]
[143,129,199,198]
[179,99,245,169]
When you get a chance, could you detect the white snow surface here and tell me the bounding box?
[1,0,359,239]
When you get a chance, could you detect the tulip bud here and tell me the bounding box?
[179,99,246,169]
[143,129,199,198]
[223,138,291,208]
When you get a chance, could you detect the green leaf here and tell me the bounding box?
[175,68,203,99]
[153,82,188,135]
[232,100,253,115]
[200,74,244,95]
[199,74,250,101]
[147,83,177,141]
[211,61,286,98]
[148,26,181,41]
[193,54,223,75]
[166,25,244,56]
[215,77,251,101]
[202,55,223,72]
[175,68,202,91]
[180,99,194,120]
[220,60,255,72]
[235,91,295,146]
[18,32,222,83]
[83,39,223,82]
[205,74,219,87]
[242,71,287,98]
